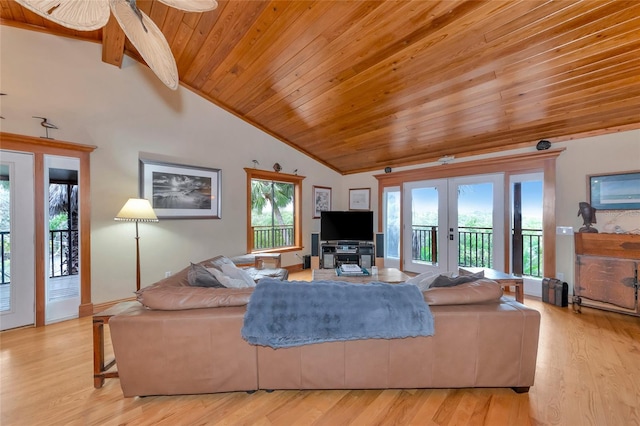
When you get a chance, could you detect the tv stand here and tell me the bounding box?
[321,241,375,269]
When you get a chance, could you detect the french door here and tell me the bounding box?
[0,151,35,330]
[402,174,504,275]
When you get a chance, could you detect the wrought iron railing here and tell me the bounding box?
[1,231,9,285]
[49,229,79,278]
[519,229,543,278]
[410,225,543,277]
[0,229,79,284]
[411,226,437,263]
[458,226,493,269]
[252,225,294,250]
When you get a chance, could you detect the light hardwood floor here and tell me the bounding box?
[1,271,639,425]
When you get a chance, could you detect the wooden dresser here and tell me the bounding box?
[574,233,640,316]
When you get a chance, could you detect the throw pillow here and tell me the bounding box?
[220,263,256,287]
[430,270,485,288]
[187,263,225,288]
[209,267,256,289]
[208,255,236,271]
[406,271,454,291]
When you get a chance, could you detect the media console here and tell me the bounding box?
[320,241,375,269]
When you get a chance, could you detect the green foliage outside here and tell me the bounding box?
[50,213,69,230]
[0,181,9,232]
[414,210,543,277]
[251,180,294,249]
[251,211,293,226]
[0,181,10,282]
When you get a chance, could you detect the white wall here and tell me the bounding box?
[0,26,341,303]
[2,26,639,304]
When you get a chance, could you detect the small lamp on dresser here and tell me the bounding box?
[114,198,159,291]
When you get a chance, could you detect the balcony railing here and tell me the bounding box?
[252,225,294,250]
[0,230,79,285]
[518,229,543,278]
[1,231,9,285]
[459,226,493,269]
[411,225,543,278]
[49,229,79,278]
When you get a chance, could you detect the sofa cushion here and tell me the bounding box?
[187,263,225,288]
[405,271,454,291]
[136,285,254,310]
[430,270,485,288]
[208,266,256,288]
[422,278,503,305]
[221,264,256,287]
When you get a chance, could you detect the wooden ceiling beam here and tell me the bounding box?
[101,14,125,68]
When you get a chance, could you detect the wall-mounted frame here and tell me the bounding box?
[349,187,371,210]
[139,158,221,219]
[313,185,331,218]
[588,170,640,210]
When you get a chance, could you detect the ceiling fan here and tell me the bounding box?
[15,0,218,90]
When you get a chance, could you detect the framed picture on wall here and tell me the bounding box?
[588,170,640,210]
[313,185,331,218]
[349,188,370,210]
[139,158,221,219]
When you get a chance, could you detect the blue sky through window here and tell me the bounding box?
[411,181,543,220]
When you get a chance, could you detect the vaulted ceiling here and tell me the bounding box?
[2,0,640,174]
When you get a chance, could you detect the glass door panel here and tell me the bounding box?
[45,156,81,324]
[0,151,35,330]
[403,179,448,274]
[399,174,504,275]
[382,187,400,269]
[450,174,505,272]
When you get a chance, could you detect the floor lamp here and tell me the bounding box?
[115,198,158,291]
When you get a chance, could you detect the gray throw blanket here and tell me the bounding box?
[241,278,434,348]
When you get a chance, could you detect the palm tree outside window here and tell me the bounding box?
[251,179,295,250]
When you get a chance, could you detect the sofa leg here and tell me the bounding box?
[265,389,274,393]
[512,386,530,393]
[246,390,256,394]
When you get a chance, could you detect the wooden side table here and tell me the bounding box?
[230,253,282,269]
[459,267,525,303]
[93,301,140,388]
[254,253,281,269]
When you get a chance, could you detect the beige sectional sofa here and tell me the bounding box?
[109,258,540,397]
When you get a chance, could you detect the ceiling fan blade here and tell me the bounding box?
[15,0,110,31]
[109,0,179,90]
[156,0,218,12]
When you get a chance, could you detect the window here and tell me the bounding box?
[245,168,304,253]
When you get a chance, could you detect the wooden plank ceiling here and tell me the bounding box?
[2,0,640,174]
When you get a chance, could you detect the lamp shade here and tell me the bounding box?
[114,198,158,222]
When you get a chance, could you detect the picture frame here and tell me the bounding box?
[588,170,640,210]
[313,185,331,218]
[139,158,221,219]
[349,188,371,211]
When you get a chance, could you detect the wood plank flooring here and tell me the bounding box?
[1,271,639,425]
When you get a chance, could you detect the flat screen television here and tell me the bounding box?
[320,211,374,242]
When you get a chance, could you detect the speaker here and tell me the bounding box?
[536,140,551,150]
[311,233,319,257]
[375,233,384,258]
